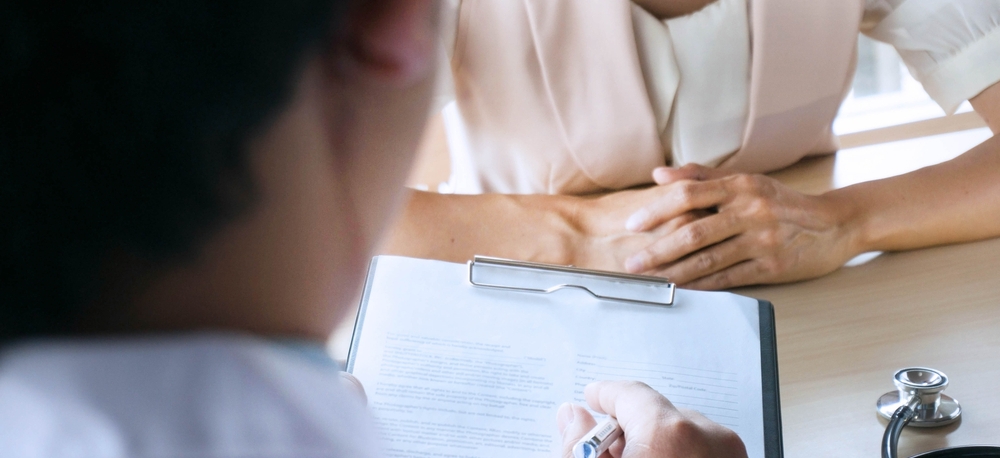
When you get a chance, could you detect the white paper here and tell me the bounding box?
[349,256,765,458]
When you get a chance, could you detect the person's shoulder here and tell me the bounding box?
[0,333,382,458]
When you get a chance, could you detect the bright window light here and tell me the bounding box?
[834,35,972,136]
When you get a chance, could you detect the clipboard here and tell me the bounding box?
[347,256,783,458]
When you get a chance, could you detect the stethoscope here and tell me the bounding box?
[877,367,1000,458]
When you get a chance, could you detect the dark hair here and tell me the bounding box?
[0,1,350,341]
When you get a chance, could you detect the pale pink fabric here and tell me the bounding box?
[451,1,663,194]
[448,0,865,193]
[721,0,864,172]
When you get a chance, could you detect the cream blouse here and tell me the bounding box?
[436,0,1000,195]
[863,0,1000,114]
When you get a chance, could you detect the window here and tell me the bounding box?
[835,35,976,140]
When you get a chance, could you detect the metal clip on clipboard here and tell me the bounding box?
[467,256,675,306]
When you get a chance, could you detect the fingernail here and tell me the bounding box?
[624,255,646,273]
[652,167,671,183]
[557,402,575,434]
[625,209,649,232]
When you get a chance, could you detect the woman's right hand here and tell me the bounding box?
[558,381,748,458]
[618,164,858,290]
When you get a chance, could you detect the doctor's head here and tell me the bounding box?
[0,0,441,342]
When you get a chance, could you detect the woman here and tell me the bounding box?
[384,0,1000,289]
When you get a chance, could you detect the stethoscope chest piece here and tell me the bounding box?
[877,367,961,427]
[877,368,1000,458]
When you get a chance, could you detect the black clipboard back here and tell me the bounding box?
[758,299,783,457]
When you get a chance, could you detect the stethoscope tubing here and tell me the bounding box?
[883,404,1000,458]
[910,447,1000,458]
[884,405,916,458]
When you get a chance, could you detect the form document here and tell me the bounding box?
[348,256,768,458]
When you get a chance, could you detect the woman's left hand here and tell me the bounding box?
[622,164,861,289]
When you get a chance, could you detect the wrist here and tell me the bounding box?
[821,185,875,256]
[548,194,592,266]
[555,191,642,270]
[492,194,587,267]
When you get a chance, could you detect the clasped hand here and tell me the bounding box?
[615,164,859,289]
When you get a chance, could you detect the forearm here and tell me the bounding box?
[379,190,586,265]
[832,81,1000,254]
[830,133,1000,254]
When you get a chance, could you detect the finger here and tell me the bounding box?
[607,435,625,458]
[625,180,729,232]
[624,213,742,274]
[651,163,732,185]
[650,235,754,285]
[584,381,677,434]
[339,372,368,404]
[651,209,714,236]
[683,259,772,290]
[559,403,598,458]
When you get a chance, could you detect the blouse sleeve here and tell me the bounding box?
[862,0,1000,114]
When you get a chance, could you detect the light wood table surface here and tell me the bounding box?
[738,127,999,457]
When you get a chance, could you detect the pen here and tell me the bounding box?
[572,417,623,458]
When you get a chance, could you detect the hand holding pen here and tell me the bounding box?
[558,381,748,458]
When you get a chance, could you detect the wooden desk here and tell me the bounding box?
[740,127,999,457]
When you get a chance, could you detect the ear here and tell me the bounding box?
[345,0,439,85]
